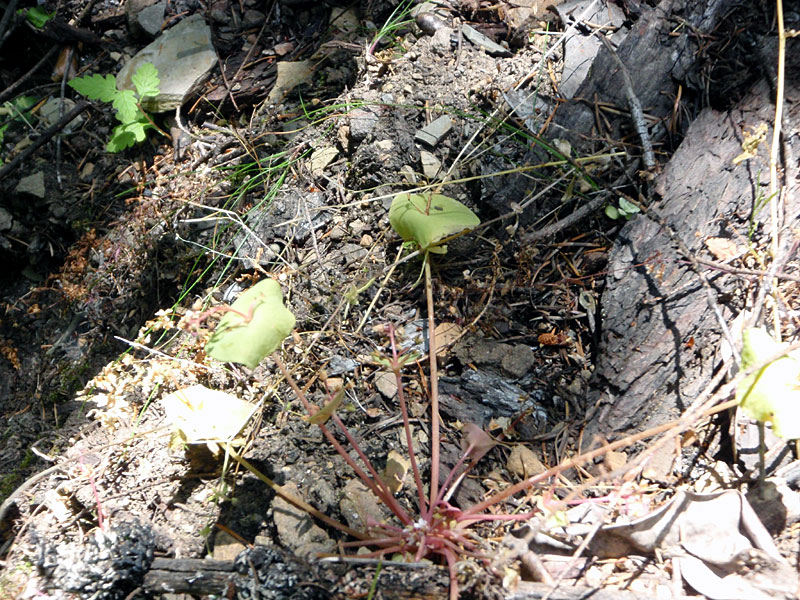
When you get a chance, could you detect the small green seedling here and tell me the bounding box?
[205,279,296,369]
[605,197,641,221]
[0,95,37,147]
[17,6,54,29]
[388,192,480,254]
[68,63,160,152]
[737,327,800,440]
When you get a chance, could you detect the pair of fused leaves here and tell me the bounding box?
[205,279,296,369]
[736,328,800,439]
[163,384,259,454]
[389,192,480,254]
[68,63,160,152]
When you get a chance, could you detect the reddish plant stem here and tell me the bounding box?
[433,444,474,509]
[460,415,696,518]
[328,411,412,523]
[273,353,412,524]
[226,444,367,539]
[442,546,459,600]
[388,325,428,513]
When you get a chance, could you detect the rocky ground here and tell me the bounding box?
[0,1,799,599]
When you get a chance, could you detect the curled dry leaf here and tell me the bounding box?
[382,449,410,494]
[705,237,740,261]
[462,422,497,463]
[538,331,570,346]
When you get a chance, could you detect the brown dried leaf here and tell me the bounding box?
[434,322,462,356]
[705,237,740,261]
[462,422,496,462]
[382,449,410,494]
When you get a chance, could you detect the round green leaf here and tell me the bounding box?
[162,384,259,444]
[618,197,640,214]
[737,327,800,439]
[206,279,296,369]
[388,193,480,252]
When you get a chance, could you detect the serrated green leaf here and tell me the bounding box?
[108,119,151,152]
[206,279,296,369]
[108,125,136,152]
[112,89,139,123]
[737,327,800,439]
[388,193,480,253]
[131,63,160,99]
[10,95,36,113]
[68,73,118,103]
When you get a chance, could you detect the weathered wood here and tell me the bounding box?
[490,0,728,223]
[585,36,800,440]
[553,0,728,145]
[141,551,454,599]
[140,554,673,600]
[143,557,237,595]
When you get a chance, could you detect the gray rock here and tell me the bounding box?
[117,15,217,112]
[272,482,334,560]
[0,207,13,231]
[501,344,535,378]
[461,24,512,57]
[415,115,452,147]
[126,0,164,36]
[373,371,397,399]
[430,26,453,55]
[268,61,314,103]
[39,98,84,131]
[309,146,338,176]
[327,355,358,375]
[419,150,441,180]
[16,171,46,198]
[242,9,265,27]
[348,108,378,142]
[554,0,627,99]
[135,1,166,36]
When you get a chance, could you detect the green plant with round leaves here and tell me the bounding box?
[388,192,480,254]
[205,279,296,369]
[736,327,800,440]
[605,196,641,221]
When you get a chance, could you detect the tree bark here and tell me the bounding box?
[585,35,800,441]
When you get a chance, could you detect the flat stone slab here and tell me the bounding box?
[414,115,452,147]
[117,14,216,113]
[461,24,512,57]
[267,60,314,103]
[16,171,46,198]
